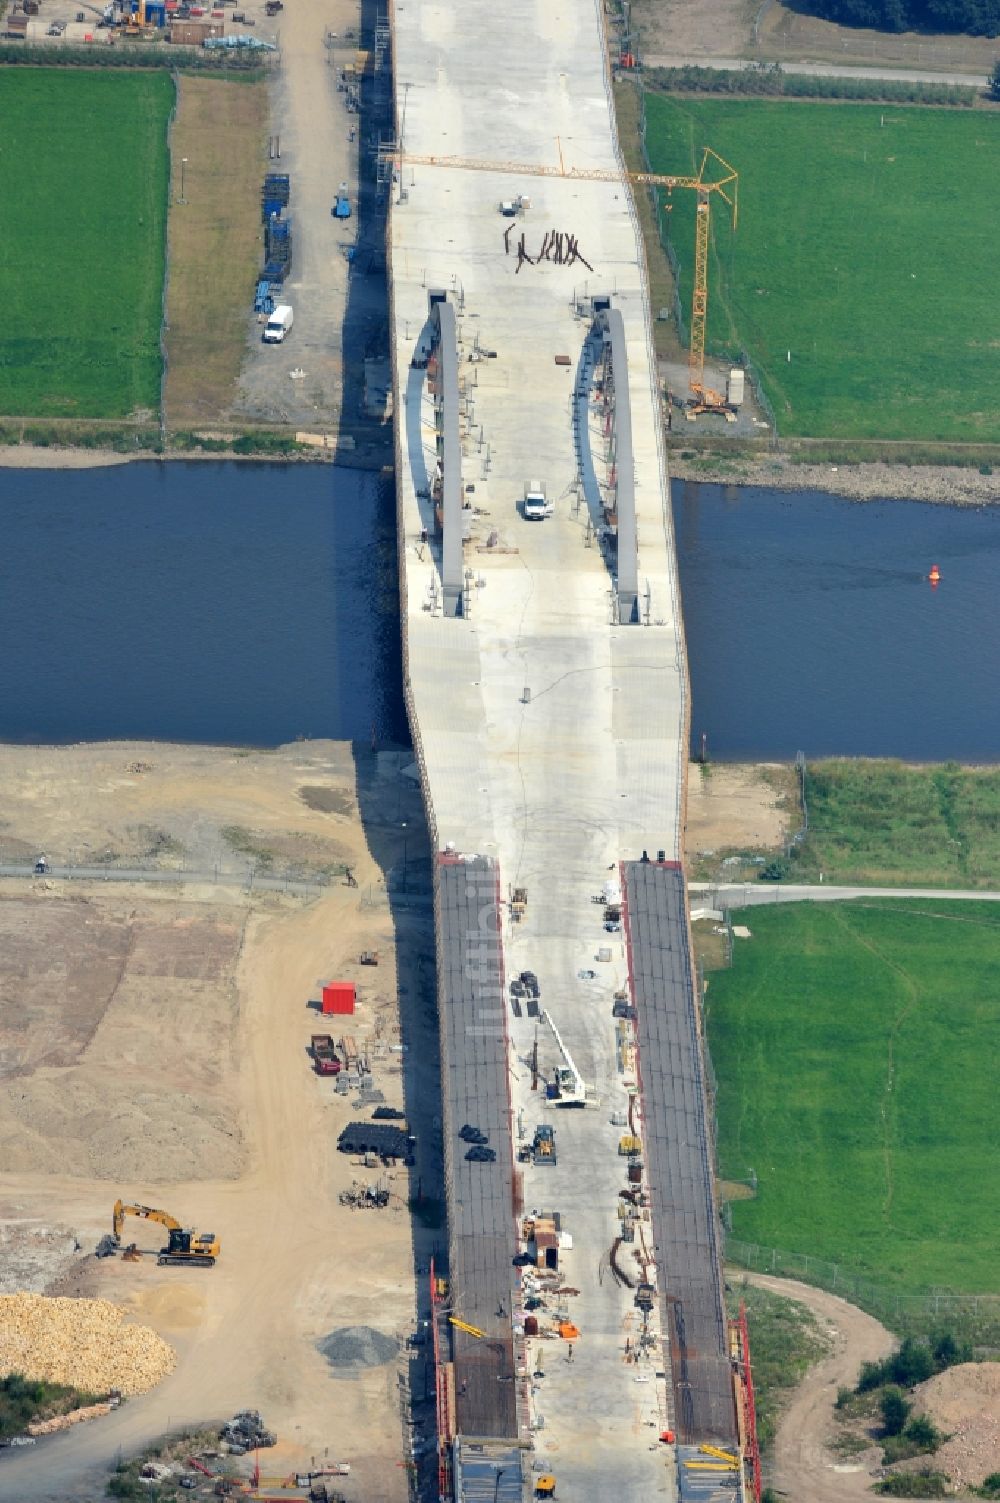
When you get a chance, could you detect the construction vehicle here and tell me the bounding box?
[535,1478,557,1499]
[539,1010,590,1107]
[532,1124,556,1166]
[618,1134,642,1157]
[111,1200,220,1266]
[311,1033,342,1076]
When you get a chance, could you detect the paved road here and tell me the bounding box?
[0,863,328,897]
[643,52,990,86]
[690,882,1000,908]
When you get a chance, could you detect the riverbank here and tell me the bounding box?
[669,452,999,504]
[0,443,389,472]
[3,443,994,501]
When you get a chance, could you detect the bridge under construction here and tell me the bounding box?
[387,3,757,1499]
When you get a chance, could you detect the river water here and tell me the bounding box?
[0,462,405,746]
[673,481,1000,762]
[0,465,996,759]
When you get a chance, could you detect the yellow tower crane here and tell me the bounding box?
[387,142,738,413]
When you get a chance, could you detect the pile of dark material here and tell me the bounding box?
[460,1123,496,1162]
[221,1409,275,1453]
[337,1122,414,1161]
[317,1325,398,1371]
[372,1105,405,1120]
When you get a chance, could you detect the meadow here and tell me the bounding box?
[643,96,1000,442]
[798,760,1000,887]
[707,899,1000,1294]
[0,69,174,418]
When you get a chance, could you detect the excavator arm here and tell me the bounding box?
[112,1199,182,1242]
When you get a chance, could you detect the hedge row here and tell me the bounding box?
[645,63,979,106]
[0,40,270,71]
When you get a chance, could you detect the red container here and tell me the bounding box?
[322,982,356,1016]
[524,1315,539,1336]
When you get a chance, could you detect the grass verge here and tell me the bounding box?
[164,75,269,428]
[641,95,1000,442]
[0,68,173,418]
[0,1373,100,1442]
[725,1280,831,1450]
[708,900,1000,1295]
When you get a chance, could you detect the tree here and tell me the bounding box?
[880,1387,912,1437]
[890,1337,935,1388]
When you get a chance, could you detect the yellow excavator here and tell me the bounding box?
[110,1200,220,1267]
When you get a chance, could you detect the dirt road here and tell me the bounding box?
[743,1273,895,1503]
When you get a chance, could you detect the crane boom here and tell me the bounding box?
[540,1010,589,1106]
[388,144,737,407]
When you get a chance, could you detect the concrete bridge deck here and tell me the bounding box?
[389,2,734,1497]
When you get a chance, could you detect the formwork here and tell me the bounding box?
[436,852,518,1441]
[622,859,737,1446]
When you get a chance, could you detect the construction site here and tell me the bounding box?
[0,740,439,1501]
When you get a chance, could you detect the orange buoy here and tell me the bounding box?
[929,564,941,585]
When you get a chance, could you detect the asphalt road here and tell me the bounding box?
[690,882,1000,908]
[643,52,990,86]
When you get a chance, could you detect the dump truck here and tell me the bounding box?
[311,1034,342,1076]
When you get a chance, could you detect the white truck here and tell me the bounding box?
[522,480,553,520]
[262,305,293,344]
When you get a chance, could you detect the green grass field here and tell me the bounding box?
[0,69,173,418]
[798,760,1000,887]
[708,900,1000,1294]
[643,96,1000,442]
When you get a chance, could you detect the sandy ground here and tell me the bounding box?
[739,1273,896,1502]
[685,762,796,861]
[629,0,756,58]
[0,740,434,1502]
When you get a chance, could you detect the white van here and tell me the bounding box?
[263,305,293,343]
[522,480,553,520]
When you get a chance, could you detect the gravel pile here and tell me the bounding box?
[317,1325,398,1371]
[0,1293,176,1395]
[908,1363,1000,1488]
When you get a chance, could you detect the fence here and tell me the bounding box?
[726,1238,1000,1341]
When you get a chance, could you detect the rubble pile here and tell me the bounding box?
[0,1293,175,1395]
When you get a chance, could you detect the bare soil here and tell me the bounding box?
[629,0,757,59]
[0,740,430,1501]
[685,761,796,862]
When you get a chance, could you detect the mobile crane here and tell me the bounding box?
[111,1200,220,1267]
